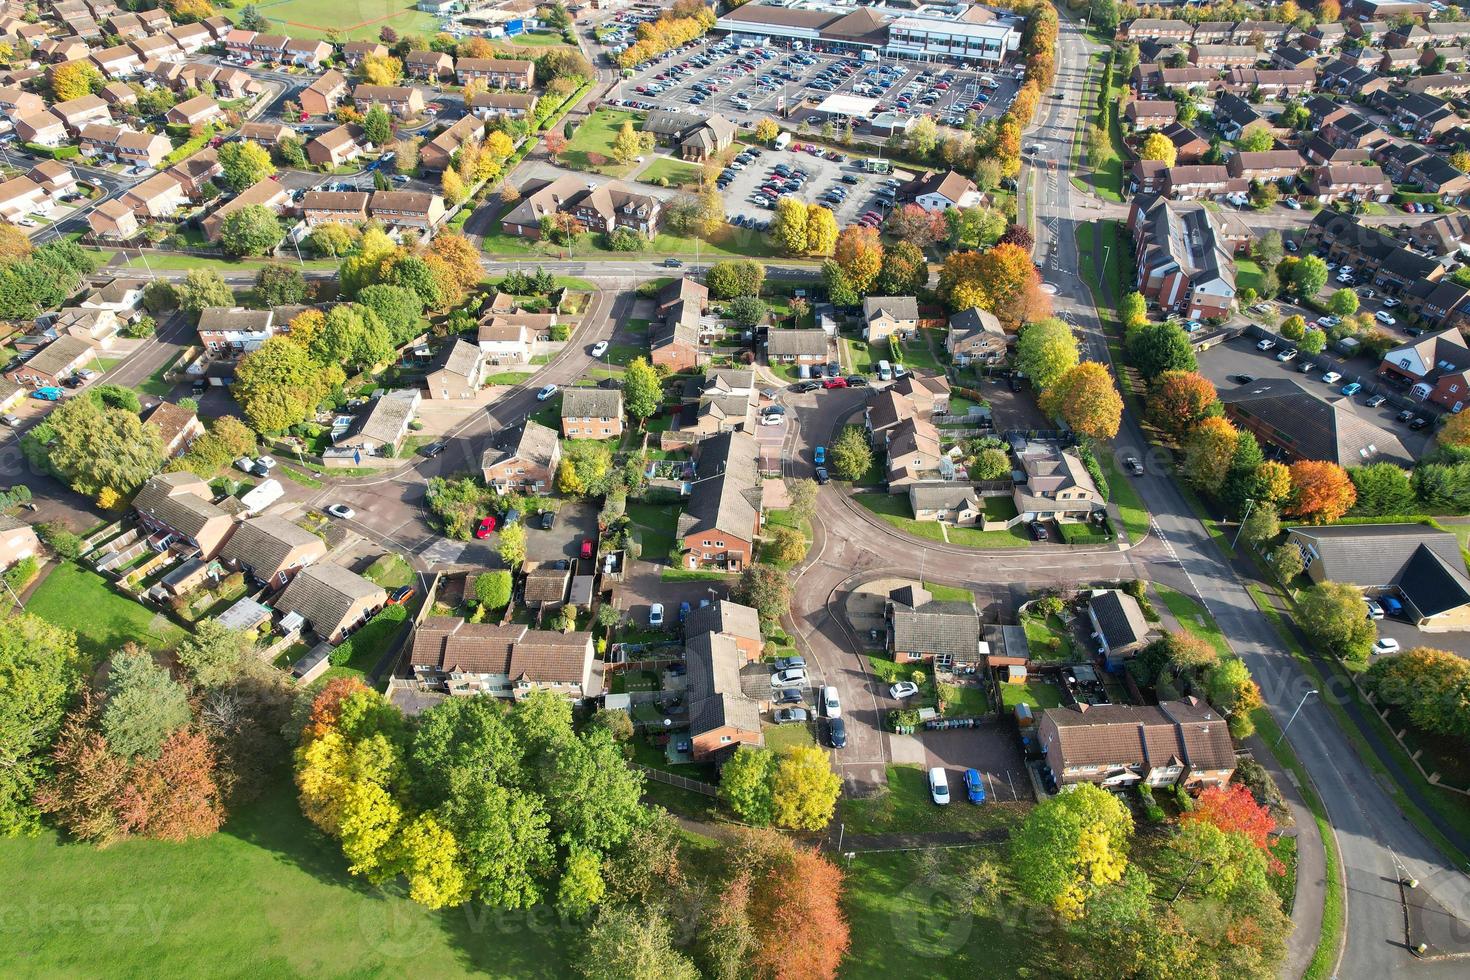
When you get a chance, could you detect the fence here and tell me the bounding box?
[632,763,718,797]
[1360,681,1470,797]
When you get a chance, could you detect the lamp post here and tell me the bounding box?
[1230,497,1256,551]
[1277,689,1319,745]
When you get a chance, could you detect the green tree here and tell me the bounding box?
[821,260,858,307]
[1127,321,1197,381]
[233,336,342,433]
[876,240,928,296]
[363,104,392,147]
[0,615,81,836]
[1015,317,1080,391]
[1289,255,1329,300]
[217,140,275,193]
[829,424,874,482]
[731,565,792,626]
[1298,581,1377,665]
[1327,288,1359,317]
[1269,541,1306,584]
[101,648,192,760]
[787,478,818,527]
[557,845,606,918]
[254,263,306,307]
[43,395,164,498]
[622,357,661,423]
[1012,783,1133,919]
[498,522,526,567]
[726,295,767,328]
[1240,501,1280,547]
[907,114,940,158]
[1299,328,1326,355]
[311,304,392,369]
[720,747,776,825]
[705,260,765,299]
[357,283,424,346]
[219,205,283,257]
[474,570,512,610]
[1348,462,1416,516]
[578,906,699,980]
[174,268,234,314]
[175,618,255,688]
[1234,124,1275,152]
[276,135,307,168]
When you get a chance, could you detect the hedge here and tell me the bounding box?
[328,602,409,667]
[25,143,80,160]
[3,556,39,593]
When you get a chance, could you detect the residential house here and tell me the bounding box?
[337,389,421,456]
[238,121,296,146]
[651,276,708,372]
[455,57,534,89]
[1304,164,1393,203]
[406,48,454,80]
[78,277,144,313]
[678,430,761,572]
[1302,135,1372,167]
[89,44,141,78]
[143,400,204,458]
[129,35,180,64]
[1087,588,1150,665]
[865,387,918,445]
[1402,72,1470,96]
[200,177,288,243]
[1012,440,1107,523]
[369,190,446,235]
[685,631,763,759]
[341,41,388,67]
[15,112,67,147]
[499,173,661,240]
[1162,165,1245,200]
[1188,44,1259,69]
[1212,91,1262,141]
[1287,523,1470,631]
[276,563,387,644]
[3,336,95,388]
[131,472,236,559]
[51,94,111,133]
[882,416,946,490]
[1129,159,1168,195]
[163,146,221,199]
[1323,112,1390,151]
[44,306,122,348]
[908,484,983,525]
[118,172,186,217]
[219,515,327,588]
[685,599,763,663]
[1221,67,1315,98]
[88,197,138,239]
[1225,149,1302,182]
[641,109,738,161]
[223,27,256,57]
[283,37,331,68]
[886,583,982,668]
[166,94,221,128]
[891,373,951,416]
[862,295,919,343]
[300,190,369,225]
[1306,210,1444,296]
[1126,193,1237,320]
[1160,122,1211,164]
[477,318,535,366]
[306,123,368,168]
[165,23,211,55]
[1407,213,1470,256]
[898,168,982,211]
[0,176,49,222]
[352,84,424,119]
[469,91,536,119]
[248,34,289,63]
[1377,328,1470,407]
[0,85,44,119]
[481,419,561,494]
[419,115,485,173]
[766,328,827,367]
[1123,99,1177,129]
[299,69,348,117]
[424,338,484,399]
[560,388,624,440]
[1038,698,1237,789]
[197,306,275,355]
[681,368,757,439]
[0,515,39,573]
[1401,279,1470,331]
[1220,376,1412,467]
[409,618,599,699]
[947,306,1011,365]
[1380,47,1423,73]
[37,37,93,63]
[79,124,171,167]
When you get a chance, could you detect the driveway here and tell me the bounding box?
[921,724,1031,803]
[525,500,598,563]
[613,559,731,631]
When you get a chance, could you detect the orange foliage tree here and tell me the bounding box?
[1040,362,1122,440]
[750,847,851,980]
[1285,459,1356,524]
[1182,416,1238,489]
[938,242,1049,329]
[1147,370,1218,441]
[1183,783,1282,873]
[832,224,884,296]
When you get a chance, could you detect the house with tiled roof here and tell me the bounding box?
[338,389,421,456]
[424,338,484,399]
[685,599,763,663]
[51,94,111,132]
[163,146,221,199]
[766,328,827,366]
[196,306,276,355]
[947,306,1010,366]
[909,484,983,525]
[299,69,348,117]
[419,114,485,173]
[886,583,982,667]
[300,190,369,225]
[352,83,424,119]
[1287,523,1470,631]
[500,174,660,240]
[642,110,738,161]
[469,91,536,120]
[481,419,560,495]
[898,168,981,211]
[1303,164,1393,203]
[88,197,138,240]
[369,190,446,235]
[1087,589,1151,665]
[408,617,598,699]
[132,472,236,559]
[685,631,763,760]
[1126,193,1236,320]
[341,41,387,67]
[862,295,919,344]
[220,515,326,588]
[199,177,288,243]
[143,400,204,458]
[651,276,708,372]
[276,563,386,644]
[1376,328,1470,406]
[15,111,67,147]
[560,387,623,440]
[1220,377,1413,467]
[405,48,454,80]
[1038,697,1237,789]
[455,57,534,89]
[0,514,39,573]
[1012,439,1106,523]
[678,430,762,572]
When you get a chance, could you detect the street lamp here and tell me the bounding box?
[1277,689,1318,745]
[1230,497,1256,550]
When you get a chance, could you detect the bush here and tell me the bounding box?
[38,523,81,559]
[550,323,570,341]
[3,556,39,592]
[328,603,408,666]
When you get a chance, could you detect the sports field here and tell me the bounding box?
[258,0,444,41]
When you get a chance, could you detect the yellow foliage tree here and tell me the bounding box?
[360,54,403,86]
[486,130,515,161]
[1140,130,1178,167]
[51,60,101,102]
[755,118,780,143]
[770,745,842,830]
[396,813,472,909]
[804,205,838,256]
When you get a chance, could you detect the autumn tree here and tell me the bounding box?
[1184,784,1280,868]
[1367,646,1470,737]
[1012,783,1133,919]
[1439,410,1470,447]
[806,204,838,256]
[1014,317,1079,391]
[771,196,809,254]
[218,140,275,192]
[1040,361,1122,439]
[1139,131,1178,166]
[885,203,946,248]
[610,119,651,165]
[938,243,1049,328]
[731,564,792,627]
[51,60,101,101]
[755,118,780,143]
[770,745,841,830]
[1298,581,1377,664]
[832,224,884,295]
[360,53,403,85]
[1147,370,1218,441]
[747,843,850,980]
[1182,416,1240,490]
[233,336,343,433]
[876,240,928,296]
[1286,459,1356,523]
[175,618,256,688]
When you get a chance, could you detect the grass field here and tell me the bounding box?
[1101,453,1150,543]
[1000,678,1063,709]
[922,581,973,603]
[855,494,1029,548]
[26,562,185,661]
[563,109,643,177]
[1236,257,1265,297]
[260,0,443,41]
[0,780,572,978]
[627,502,677,565]
[638,156,704,190]
[1154,584,1231,660]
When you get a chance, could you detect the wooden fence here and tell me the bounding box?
[632,763,718,797]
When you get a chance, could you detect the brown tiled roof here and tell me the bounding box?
[143,400,197,448]
[220,515,324,580]
[277,563,385,638]
[132,472,227,536]
[409,616,592,685]
[1044,697,1235,772]
[685,599,761,645]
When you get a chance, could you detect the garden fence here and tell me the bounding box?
[632,763,718,797]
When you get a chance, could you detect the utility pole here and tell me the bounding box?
[1230,497,1256,551]
[1277,690,1319,745]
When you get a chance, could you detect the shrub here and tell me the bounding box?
[550,323,570,341]
[38,523,81,559]
[3,556,39,592]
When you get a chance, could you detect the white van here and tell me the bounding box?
[822,685,841,718]
[773,131,791,150]
[876,359,892,380]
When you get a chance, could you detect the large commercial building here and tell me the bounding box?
[714,2,1021,66]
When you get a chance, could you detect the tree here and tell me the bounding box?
[474,570,512,611]
[885,203,945,248]
[557,845,606,918]
[610,119,649,166]
[577,906,698,980]
[1040,362,1122,439]
[1286,459,1356,523]
[441,167,467,205]
[307,222,360,258]
[938,243,1049,328]
[1207,658,1263,738]
[1012,783,1133,919]
[1367,647,1470,738]
[115,727,225,843]
[832,224,884,295]
[1348,462,1416,516]
[51,60,101,101]
[174,268,234,314]
[233,336,342,433]
[805,204,838,256]
[622,357,661,423]
[788,479,818,527]
[1240,501,1281,547]
[721,747,776,825]
[218,205,282,257]
[254,263,306,307]
[724,295,766,329]
[766,526,807,564]
[755,118,779,143]
[1268,541,1306,584]
[1182,416,1240,490]
[0,222,32,264]
[275,134,307,168]
[1288,254,1329,300]
[1327,288,1359,317]
[1299,327,1326,355]
[731,565,792,626]
[1147,370,1218,441]
[237,3,267,30]
[1235,124,1275,153]
[907,114,939,157]
[1128,321,1197,381]
[770,745,841,830]
[362,104,392,147]
[829,424,874,482]
[771,196,809,255]
[876,240,928,295]
[1139,131,1178,167]
[1298,581,1377,664]
[498,522,526,567]
[101,649,192,761]
[41,395,163,498]
[1184,783,1279,862]
[1443,410,1470,447]
[1014,318,1079,391]
[357,283,424,346]
[217,140,275,193]
[746,841,851,980]
[706,259,764,299]
[175,618,255,688]
[820,261,857,308]
[360,53,403,85]
[0,615,81,836]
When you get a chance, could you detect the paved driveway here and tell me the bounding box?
[922,724,1031,803]
[525,500,598,562]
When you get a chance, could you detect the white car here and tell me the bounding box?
[1321,371,1342,385]
[326,504,355,520]
[1375,310,1397,325]
[759,413,784,426]
[590,340,609,357]
[1382,297,1400,309]
[772,668,808,688]
[929,767,950,805]
[648,603,664,627]
[889,681,920,699]
[1276,349,1298,362]
[1365,598,1385,620]
[1256,338,1276,351]
[1374,637,1401,655]
[822,685,841,718]
[536,384,557,401]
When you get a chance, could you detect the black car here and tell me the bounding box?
[775,688,804,705]
[421,441,445,458]
[541,511,556,530]
[846,375,868,387]
[1030,521,1049,541]
[1397,409,1416,423]
[814,466,830,485]
[794,380,822,393]
[1409,416,1431,430]
[828,717,847,749]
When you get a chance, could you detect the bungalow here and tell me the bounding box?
[283,37,332,69]
[351,84,424,119]
[947,306,1011,365]
[51,94,111,132]
[238,121,296,146]
[862,295,919,343]
[220,515,327,588]
[1038,698,1237,789]
[455,57,534,89]
[166,94,221,128]
[3,336,95,389]
[886,583,982,667]
[131,472,236,560]
[424,339,484,399]
[1123,99,1177,129]
[200,178,288,243]
[897,168,981,211]
[409,617,599,700]
[369,190,446,235]
[299,69,348,117]
[1287,523,1470,631]
[118,172,186,217]
[677,430,761,572]
[766,328,827,366]
[560,387,624,440]
[142,400,204,458]
[1087,588,1150,665]
[419,114,485,174]
[481,419,561,495]
[306,124,367,169]
[405,49,454,80]
[300,190,369,225]
[197,306,276,355]
[908,484,982,525]
[15,112,67,147]
[641,110,738,162]
[88,197,139,239]
[276,563,386,644]
[338,389,421,456]
[469,91,536,119]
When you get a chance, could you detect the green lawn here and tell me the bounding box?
[840,765,1030,836]
[485,371,536,386]
[922,581,973,603]
[1057,520,1114,545]
[563,108,644,177]
[982,496,1018,521]
[0,780,571,977]
[898,330,944,374]
[1000,679,1064,709]
[1020,612,1074,662]
[842,336,876,374]
[939,684,991,717]
[1101,453,1150,543]
[502,31,572,48]
[855,494,1029,548]
[362,553,414,589]
[639,156,704,190]
[944,525,1031,548]
[26,562,184,661]
[1236,257,1265,298]
[762,721,816,753]
[262,0,443,40]
[627,502,677,565]
[1154,584,1230,660]
[115,252,336,274]
[479,205,783,260]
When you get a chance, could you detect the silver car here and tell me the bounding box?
[771,668,807,688]
[773,707,809,724]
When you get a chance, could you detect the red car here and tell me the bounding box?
[475,516,497,539]
[580,539,594,559]
[822,377,848,389]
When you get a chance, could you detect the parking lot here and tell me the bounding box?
[716,143,904,229]
[611,34,1020,133]
[524,500,600,563]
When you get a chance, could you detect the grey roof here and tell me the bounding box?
[1287,523,1470,609]
[219,514,324,580]
[522,566,570,604]
[686,632,762,738]
[890,597,981,659]
[217,596,273,632]
[766,328,827,357]
[482,419,559,470]
[22,336,92,376]
[276,562,386,638]
[354,390,418,446]
[908,483,980,511]
[863,295,919,322]
[132,472,229,537]
[1090,589,1149,650]
[948,306,1004,344]
[678,430,761,542]
[197,306,272,334]
[1134,194,1236,295]
[685,599,762,643]
[1220,377,1412,466]
[428,338,483,378]
[561,386,622,419]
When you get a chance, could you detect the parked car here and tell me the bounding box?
[590,340,609,357]
[1375,311,1397,325]
[828,717,847,748]
[822,377,848,389]
[795,380,821,393]
[964,768,986,804]
[1342,382,1362,396]
[774,688,804,705]
[1373,637,1401,655]
[1256,339,1276,351]
[326,503,355,520]
[1410,416,1431,429]
[1030,521,1049,541]
[421,441,445,457]
[1397,409,1417,423]
[541,511,556,530]
[678,601,690,623]
[387,585,416,606]
[252,455,277,476]
[475,516,497,538]
[774,707,809,724]
[760,413,784,426]
[1321,372,1342,385]
[772,668,808,687]
[775,656,807,671]
[536,384,557,401]
[1365,394,1387,407]
[846,375,868,387]
[1380,595,1404,617]
[1365,598,1385,620]
[649,603,664,627]
[580,538,593,559]
[890,681,919,699]
[822,685,841,718]
[929,767,951,805]
[1276,349,1298,362]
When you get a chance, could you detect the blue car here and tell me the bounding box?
[31,387,62,401]
[678,601,690,623]
[814,445,826,465]
[1380,595,1403,617]
[1341,382,1362,396]
[964,768,986,804]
